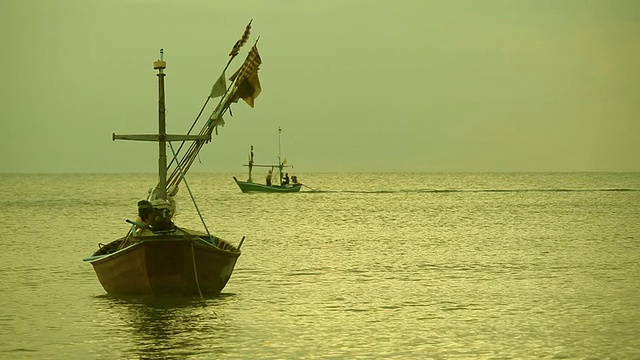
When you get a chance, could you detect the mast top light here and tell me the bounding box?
[153,49,166,70]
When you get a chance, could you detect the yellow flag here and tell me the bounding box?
[243,71,261,107]
[231,69,261,107]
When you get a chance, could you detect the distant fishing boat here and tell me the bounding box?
[233,127,303,193]
[83,21,263,296]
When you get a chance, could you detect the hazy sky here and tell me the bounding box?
[1,0,639,173]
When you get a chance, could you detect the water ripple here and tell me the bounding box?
[1,173,639,359]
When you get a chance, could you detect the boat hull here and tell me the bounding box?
[89,235,240,296]
[233,176,302,193]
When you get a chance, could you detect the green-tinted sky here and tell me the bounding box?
[1,0,639,173]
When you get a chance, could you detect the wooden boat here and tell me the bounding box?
[233,176,301,193]
[233,127,303,193]
[84,230,240,295]
[84,21,263,296]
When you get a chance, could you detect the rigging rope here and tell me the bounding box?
[168,141,213,238]
[191,241,204,300]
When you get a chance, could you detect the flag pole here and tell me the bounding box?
[166,21,254,170]
[278,126,282,184]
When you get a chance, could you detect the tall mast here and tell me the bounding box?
[154,49,168,200]
[248,145,254,182]
[278,126,282,184]
[113,49,211,198]
[278,126,282,166]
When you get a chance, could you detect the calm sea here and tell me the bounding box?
[0,172,639,359]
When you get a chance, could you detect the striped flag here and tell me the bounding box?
[229,44,262,85]
[228,20,252,57]
[229,45,263,107]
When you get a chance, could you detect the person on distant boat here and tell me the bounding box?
[291,175,298,184]
[282,173,290,185]
[266,169,273,186]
